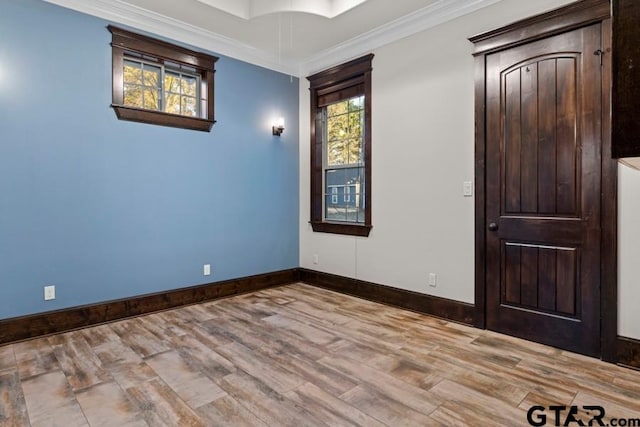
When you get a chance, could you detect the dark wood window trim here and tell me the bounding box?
[108,25,218,132]
[307,54,373,237]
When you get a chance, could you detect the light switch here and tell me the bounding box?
[463,181,473,197]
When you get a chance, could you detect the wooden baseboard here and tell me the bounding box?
[299,268,475,326]
[0,268,300,345]
[4,264,633,370]
[618,336,640,370]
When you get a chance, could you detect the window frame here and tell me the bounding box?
[307,54,373,237]
[108,25,218,132]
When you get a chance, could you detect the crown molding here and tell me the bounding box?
[42,0,299,75]
[298,0,502,76]
[43,0,501,78]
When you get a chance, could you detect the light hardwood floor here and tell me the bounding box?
[1,283,639,426]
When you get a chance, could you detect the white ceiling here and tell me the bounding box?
[193,0,370,20]
[43,0,502,76]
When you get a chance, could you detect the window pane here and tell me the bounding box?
[181,96,197,117]
[181,75,197,97]
[348,111,363,138]
[327,101,348,117]
[348,138,362,164]
[330,187,339,205]
[143,64,161,88]
[123,60,142,84]
[327,114,348,141]
[325,167,364,223]
[326,168,346,192]
[123,85,143,108]
[348,95,364,112]
[327,139,347,166]
[164,72,181,93]
[164,93,181,114]
[143,89,160,110]
[325,195,347,222]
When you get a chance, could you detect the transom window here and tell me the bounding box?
[308,54,373,237]
[108,26,218,132]
[123,57,201,117]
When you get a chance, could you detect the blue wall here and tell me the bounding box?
[0,0,299,319]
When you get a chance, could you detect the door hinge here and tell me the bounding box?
[594,49,604,66]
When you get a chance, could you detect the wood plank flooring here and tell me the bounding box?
[1,283,639,426]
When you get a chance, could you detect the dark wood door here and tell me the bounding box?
[613,0,640,158]
[485,24,604,357]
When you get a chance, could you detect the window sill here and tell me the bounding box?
[112,105,215,132]
[310,221,372,237]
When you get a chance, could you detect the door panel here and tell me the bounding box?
[502,55,580,217]
[485,24,603,356]
[501,243,578,315]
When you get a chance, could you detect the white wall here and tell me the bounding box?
[619,164,640,339]
[299,0,640,340]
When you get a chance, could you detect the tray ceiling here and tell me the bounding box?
[194,0,369,20]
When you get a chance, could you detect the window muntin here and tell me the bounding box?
[108,26,218,132]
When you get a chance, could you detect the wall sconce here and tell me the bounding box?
[272,117,285,136]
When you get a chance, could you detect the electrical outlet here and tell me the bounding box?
[313,254,319,265]
[203,264,211,276]
[44,285,56,301]
[428,273,437,288]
